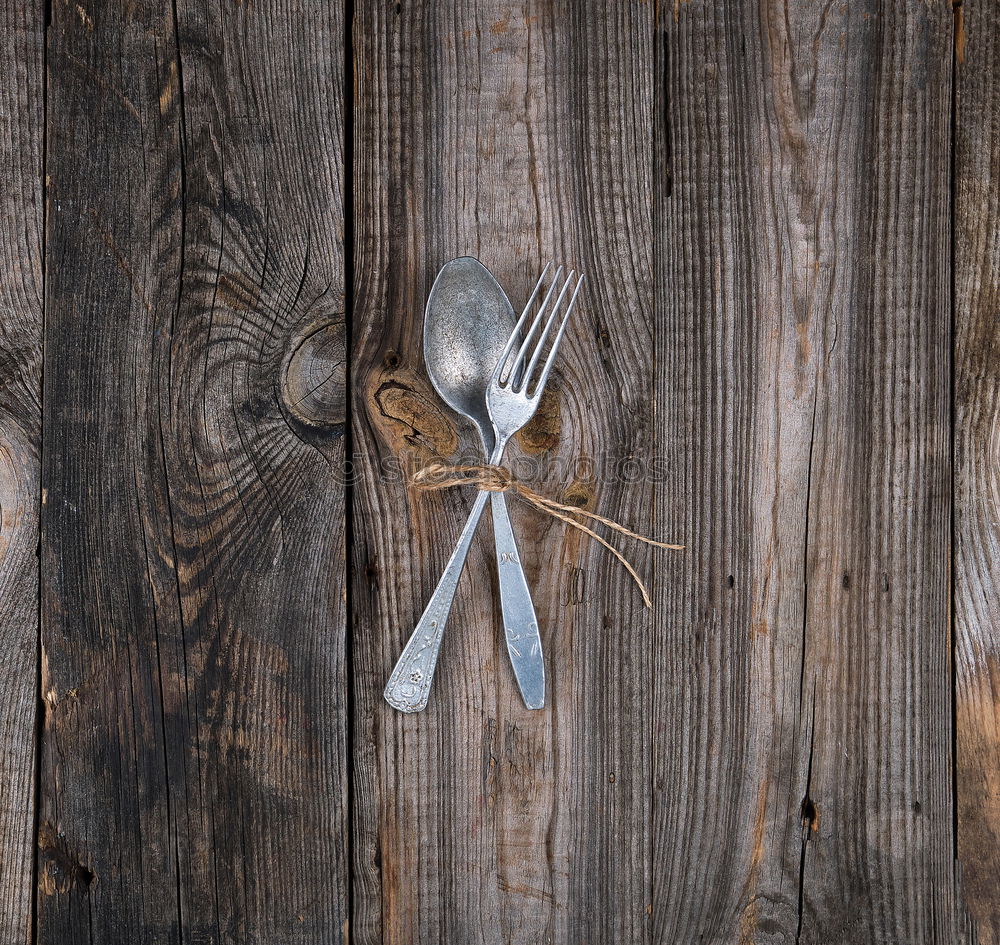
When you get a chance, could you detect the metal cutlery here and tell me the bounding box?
[384,262,584,712]
[408,257,542,709]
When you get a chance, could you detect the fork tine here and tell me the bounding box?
[506,266,564,387]
[521,269,577,393]
[530,272,584,398]
[494,262,552,384]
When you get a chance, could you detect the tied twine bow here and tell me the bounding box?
[410,462,684,607]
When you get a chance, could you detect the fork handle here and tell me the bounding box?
[490,492,545,709]
[384,489,490,712]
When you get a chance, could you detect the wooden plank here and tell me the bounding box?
[955,1,1000,941]
[38,1,347,941]
[653,2,967,943]
[0,1,43,942]
[351,1,659,941]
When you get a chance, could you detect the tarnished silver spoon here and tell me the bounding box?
[384,257,545,711]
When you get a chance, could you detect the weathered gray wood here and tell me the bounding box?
[0,2,42,942]
[352,2,660,942]
[38,1,347,941]
[0,0,991,940]
[955,2,1000,941]
[654,2,967,943]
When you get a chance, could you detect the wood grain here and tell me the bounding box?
[351,1,660,942]
[955,1,1000,941]
[654,2,967,943]
[0,1,43,942]
[38,1,347,942]
[0,0,988,941]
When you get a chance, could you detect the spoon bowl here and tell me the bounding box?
[423,257,516,452]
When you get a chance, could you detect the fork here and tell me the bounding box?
[384,265,585,712]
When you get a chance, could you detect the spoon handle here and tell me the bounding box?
[384,489,490,712]
[490,492,545,709]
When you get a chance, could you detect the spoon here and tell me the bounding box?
[383,257,545,711]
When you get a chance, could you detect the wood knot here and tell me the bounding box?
[367,366,458,459]
[561,477,594,510]
[516,383,561,454]
[801,795,819,833]
[38,821,95,895]
[282,318,346,428]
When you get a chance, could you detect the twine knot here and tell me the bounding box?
[409,462,683,607]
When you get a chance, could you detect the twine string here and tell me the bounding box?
[409,462,684,608]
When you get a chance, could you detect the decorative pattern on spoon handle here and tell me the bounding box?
[384,490,490,712]
[383,594,453,712]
